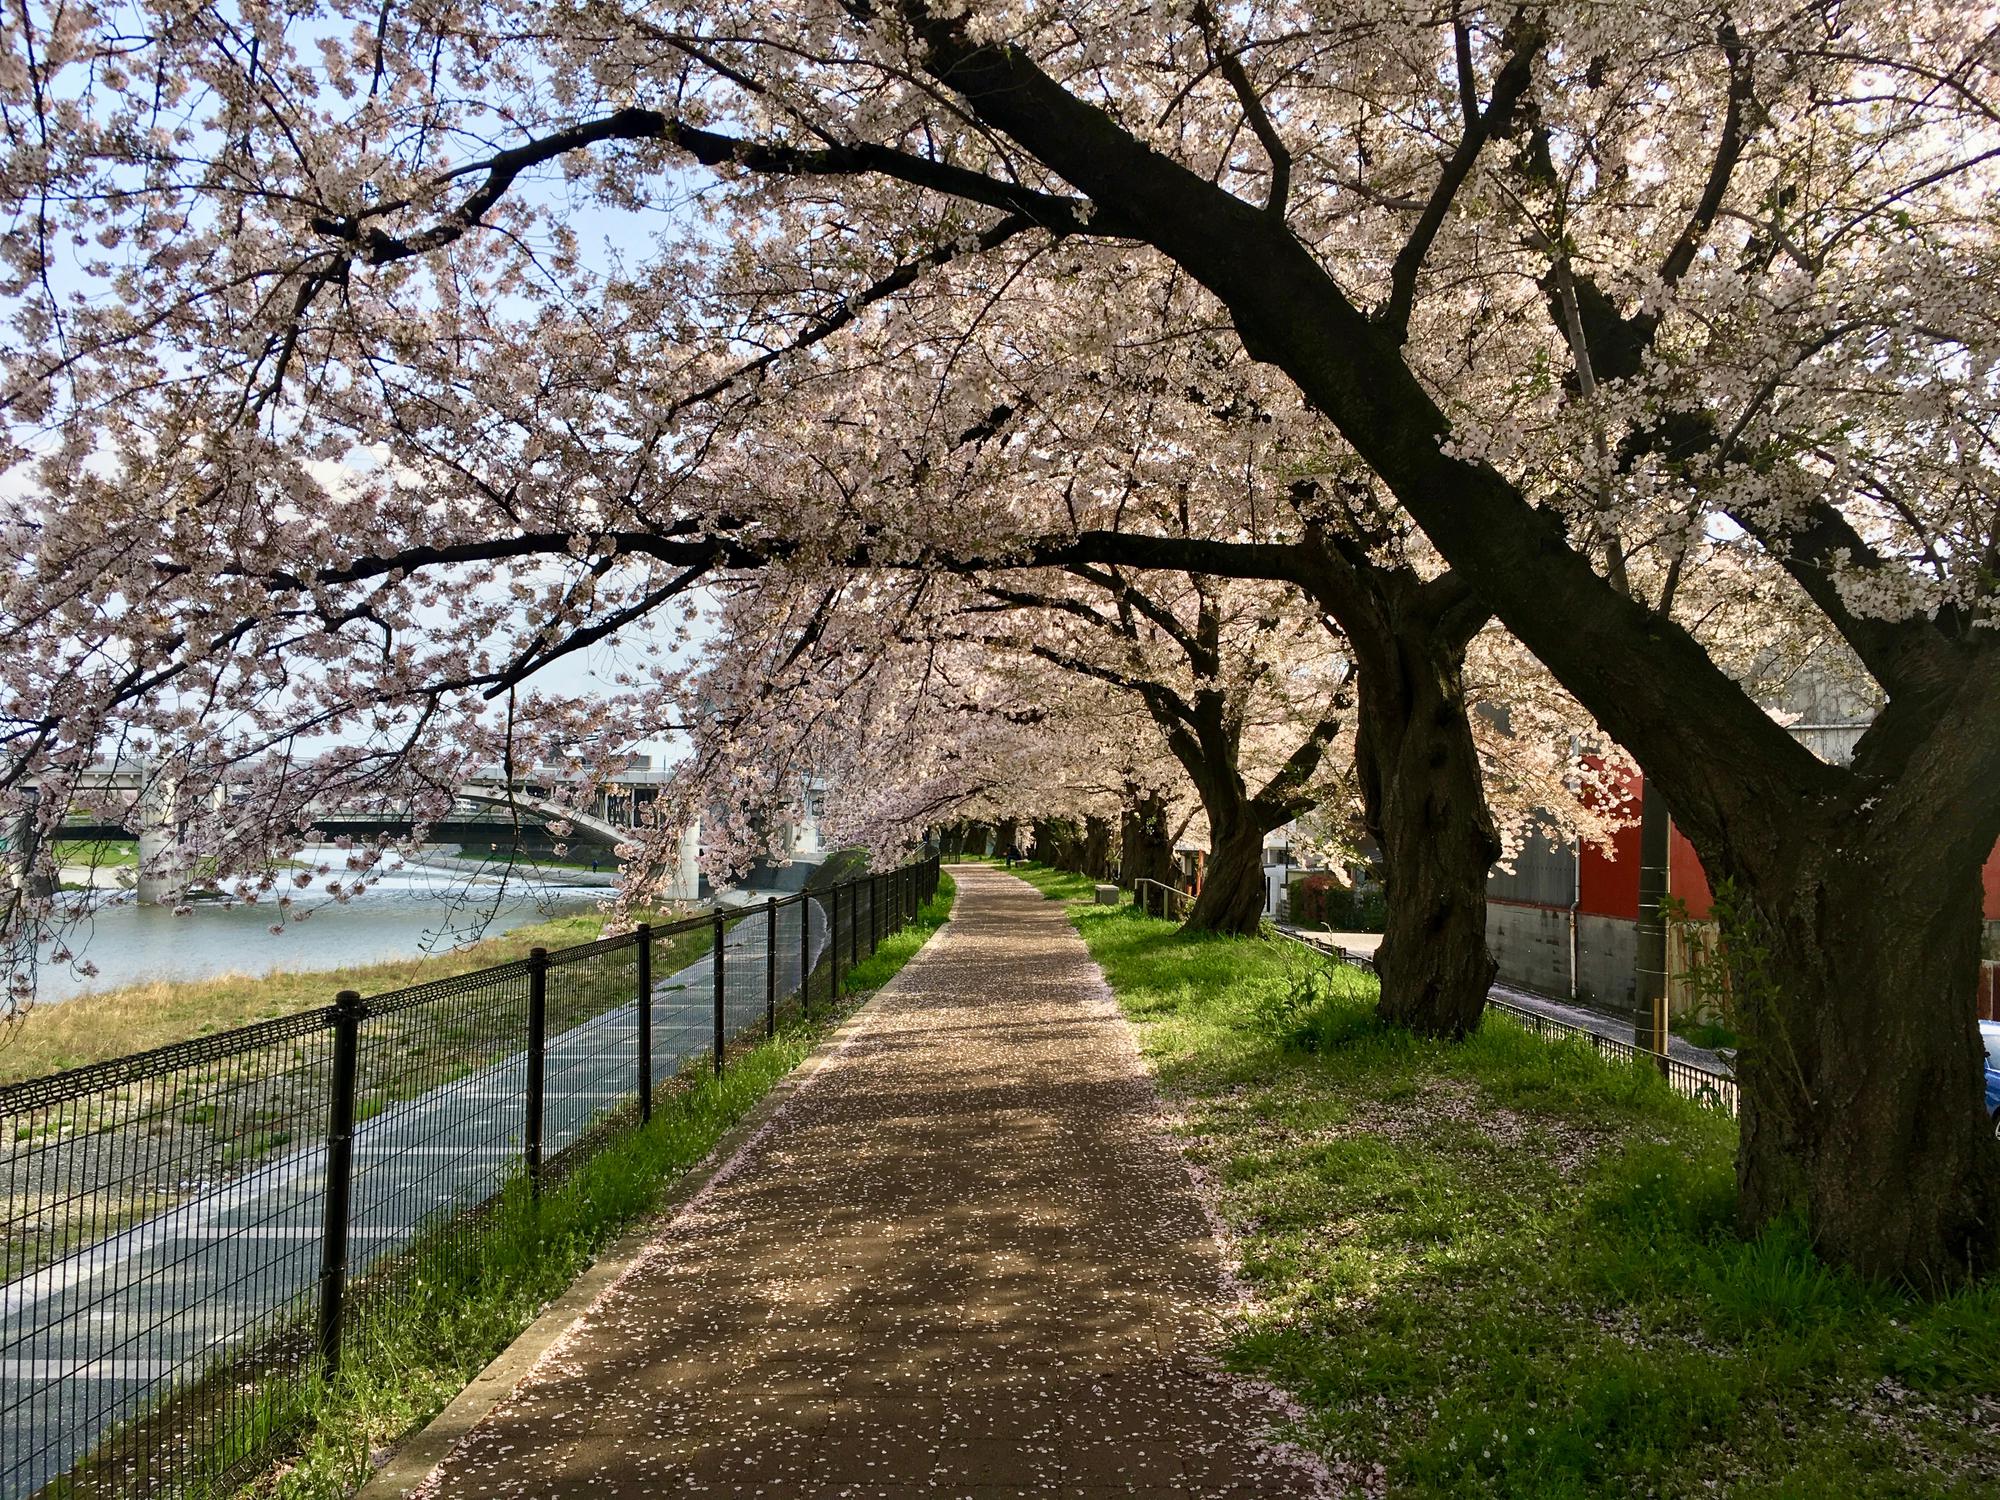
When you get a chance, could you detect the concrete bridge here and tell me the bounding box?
[35,764,702,906]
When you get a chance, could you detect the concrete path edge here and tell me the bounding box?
[353,963,918,1500]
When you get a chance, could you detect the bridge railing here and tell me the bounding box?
[0,854,941,1500]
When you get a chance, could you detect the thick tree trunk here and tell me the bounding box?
[1121,794,1174,888]
[1081,816,1112,880]
[995,818,1019,859]
[1357,633,1502,1040]
[1713,825,2000,1280]
[911,1,2000,1281]
[1182,808,1270,936]
[1032,818,1083,871]
[1056,820,1087,872]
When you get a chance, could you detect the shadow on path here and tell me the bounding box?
[418,864,1328,1498]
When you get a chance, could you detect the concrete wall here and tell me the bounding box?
[1486,901,1569,1000]
[1578,914,1638,1013]
[1486,901,1638,1013]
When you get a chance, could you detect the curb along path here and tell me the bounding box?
[409,864,1328,1498]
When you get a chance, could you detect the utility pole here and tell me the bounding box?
[1635,775,1672,1071]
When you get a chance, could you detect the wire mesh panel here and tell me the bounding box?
[799,894,832,1014]
[833,890,854,993]
[1,1014,337,1498]
[340,963,535,1322]
[543,937,643,1159]
[721,914,762,1046]
[644,916,718,1088]
[771,899,804,1017]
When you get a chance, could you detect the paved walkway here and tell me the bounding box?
[418,864,1326,1498]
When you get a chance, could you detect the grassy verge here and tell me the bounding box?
[1,909,684,1086]
[833,870,957,997]
[237,870,955,1499]
[1011,864,1999,1499]
[53,840,139,868]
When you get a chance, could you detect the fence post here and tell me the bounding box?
[636,923,653,1125]
[526,948,548,1196]
[870,873,879,954]
[316,989,362,1378]
[830,883,842,999]
[712,909,727,1075]
[765,897,778,1039]
[850,878,860,969]
[800,892,812,1018]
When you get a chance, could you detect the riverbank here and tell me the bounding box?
[0,908,669,1086]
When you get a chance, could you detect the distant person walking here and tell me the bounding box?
[1004,843,1022,868]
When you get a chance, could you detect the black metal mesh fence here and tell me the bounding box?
[0,1014,338,1498]
[0,855,939,1499]
[1268,927,1738,1116]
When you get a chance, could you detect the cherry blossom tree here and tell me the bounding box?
[6,0,1998,1276]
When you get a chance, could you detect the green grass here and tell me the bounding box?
[1020,868,1999,1498]
[52,839,139,868]
[1673,1015,1743,1051]
[229,870,956,1499]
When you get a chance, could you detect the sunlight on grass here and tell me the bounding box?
[1035,878,1999,1498]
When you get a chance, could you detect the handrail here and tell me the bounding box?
[1130,876,1193,920]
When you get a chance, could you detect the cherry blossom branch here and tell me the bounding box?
[307,110,1134,265]
[1380,18,1543,339]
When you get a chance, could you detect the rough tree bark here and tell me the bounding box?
[1690,719,2000,1275]
[1301,534,1501,1039]
[1184,797,1274,935]
[1081,815,1112,880]
[1120,791,1175,889]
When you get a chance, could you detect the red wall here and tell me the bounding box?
[1579,819,1641,920]
[1583,777,1998,925]
[1668,826,1714,920]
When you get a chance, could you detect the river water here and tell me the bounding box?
[31,849,606,1004]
